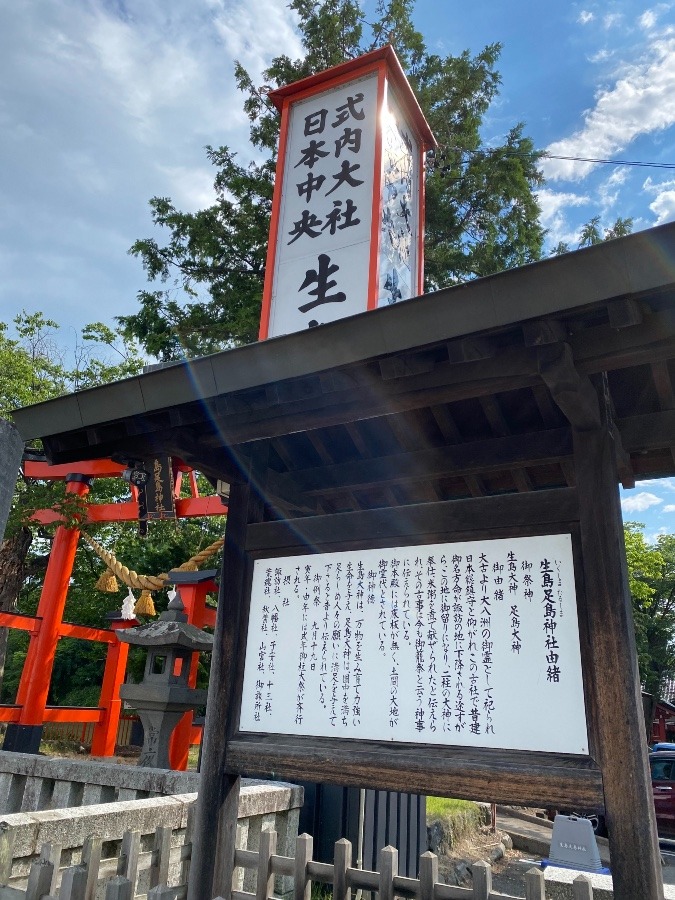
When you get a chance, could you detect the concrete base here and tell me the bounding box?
[2,725,43,755]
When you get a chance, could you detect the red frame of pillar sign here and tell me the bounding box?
[259,45,436,341]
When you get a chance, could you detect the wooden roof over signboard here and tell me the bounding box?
[13,222,675,517]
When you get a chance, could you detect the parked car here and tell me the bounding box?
[652,742,675,752]
[650,751,675,835]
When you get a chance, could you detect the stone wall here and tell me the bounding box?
[0,754,303,896]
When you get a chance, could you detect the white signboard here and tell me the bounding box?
[268,73,379,337]
[240,534,589,755]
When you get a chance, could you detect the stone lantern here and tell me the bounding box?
[117,590,213,769]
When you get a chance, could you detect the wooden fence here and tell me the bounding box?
[0,825,608,900]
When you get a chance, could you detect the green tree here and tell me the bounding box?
[552,215,633,255]
[624,523,675,730]
[0,313,144,700]
[121,0,545,359]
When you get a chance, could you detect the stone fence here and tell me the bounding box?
[0,753,303,896]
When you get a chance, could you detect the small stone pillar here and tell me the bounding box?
[118,592,213,768]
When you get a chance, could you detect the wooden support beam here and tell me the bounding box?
[573,397,663,899]
[247,488,579,554]
[607,297,643,329]
[538,344,600,431]
[225,734,602,810]
[267,428,572,498]
[189,449,268,900]
[522,319,567,347]
[446,335,498,363]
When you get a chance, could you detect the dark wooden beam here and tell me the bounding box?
[573,404,663,898]
[619,408,675,451]
[522,319,567,347]
[190,449,268,899]
[538,343,600,431]
[246,488,579,554]
[267,428,572,497]
[429,404,487,497]
[572,306,675,373]
[225,735,603,810]
[607,297,643,329]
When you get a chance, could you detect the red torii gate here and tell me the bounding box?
[1,458,226,768]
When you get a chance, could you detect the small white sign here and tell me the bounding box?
[240,534,589,755]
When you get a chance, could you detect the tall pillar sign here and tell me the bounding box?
[259,46,436,340]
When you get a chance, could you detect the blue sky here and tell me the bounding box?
[1,0,674,538]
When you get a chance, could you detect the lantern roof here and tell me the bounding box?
[268,45,436,149]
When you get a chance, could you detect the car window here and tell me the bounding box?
[652,759,674,781]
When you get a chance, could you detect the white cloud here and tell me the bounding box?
[542,35,675,181]
[644,176,675,224]
[641,477,675,491]
[603,13,623,29]
[663,504,675,513]
[640,10,658,29]
[0,0,302,335]
[536,188,589,245]
[621,492,664,512]
[578,10,594,24]
[598,165,630,211]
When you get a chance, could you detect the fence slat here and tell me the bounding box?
[25,858,54,900]
[117,830,141,891]
[379,846,398,900]
[524,866,546,900]
[572,874,594,899]
[150,826,173,890]
[39,842,62,896]
[81,835,102,900]
[0,824,15,886]
[471,860,491,900]
[180,802,195,888]
[334,838,352,900]
[294,834,312,900]
[59,865,89,900]
[256,829,276,900]
[419,851,438,900]
[104,875,133,900]
[147,886,180,899]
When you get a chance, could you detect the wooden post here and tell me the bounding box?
[150,826,172,890]
[188,452,267,900]
[117,830,141,891]
[60,865,89,900]
[91,627,130,757]
[104,876,133,900]
[294,834,313,900]
[256,829,276,900]
[25,858,55,900]
[169,577,213,770]
[524,866,545,900]
[573,402,664,899]
[418,851,438,900]
[81,834,102,900]
[5,475,91,753]
[378,846,396,900]
[471,860,491,900]
[572,874,594,899]
[0,824,15,885]
[334,839,352,900]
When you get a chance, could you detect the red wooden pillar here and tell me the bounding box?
[168,570,218,770]
[90,616,137,757]
[4,474,91,754]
